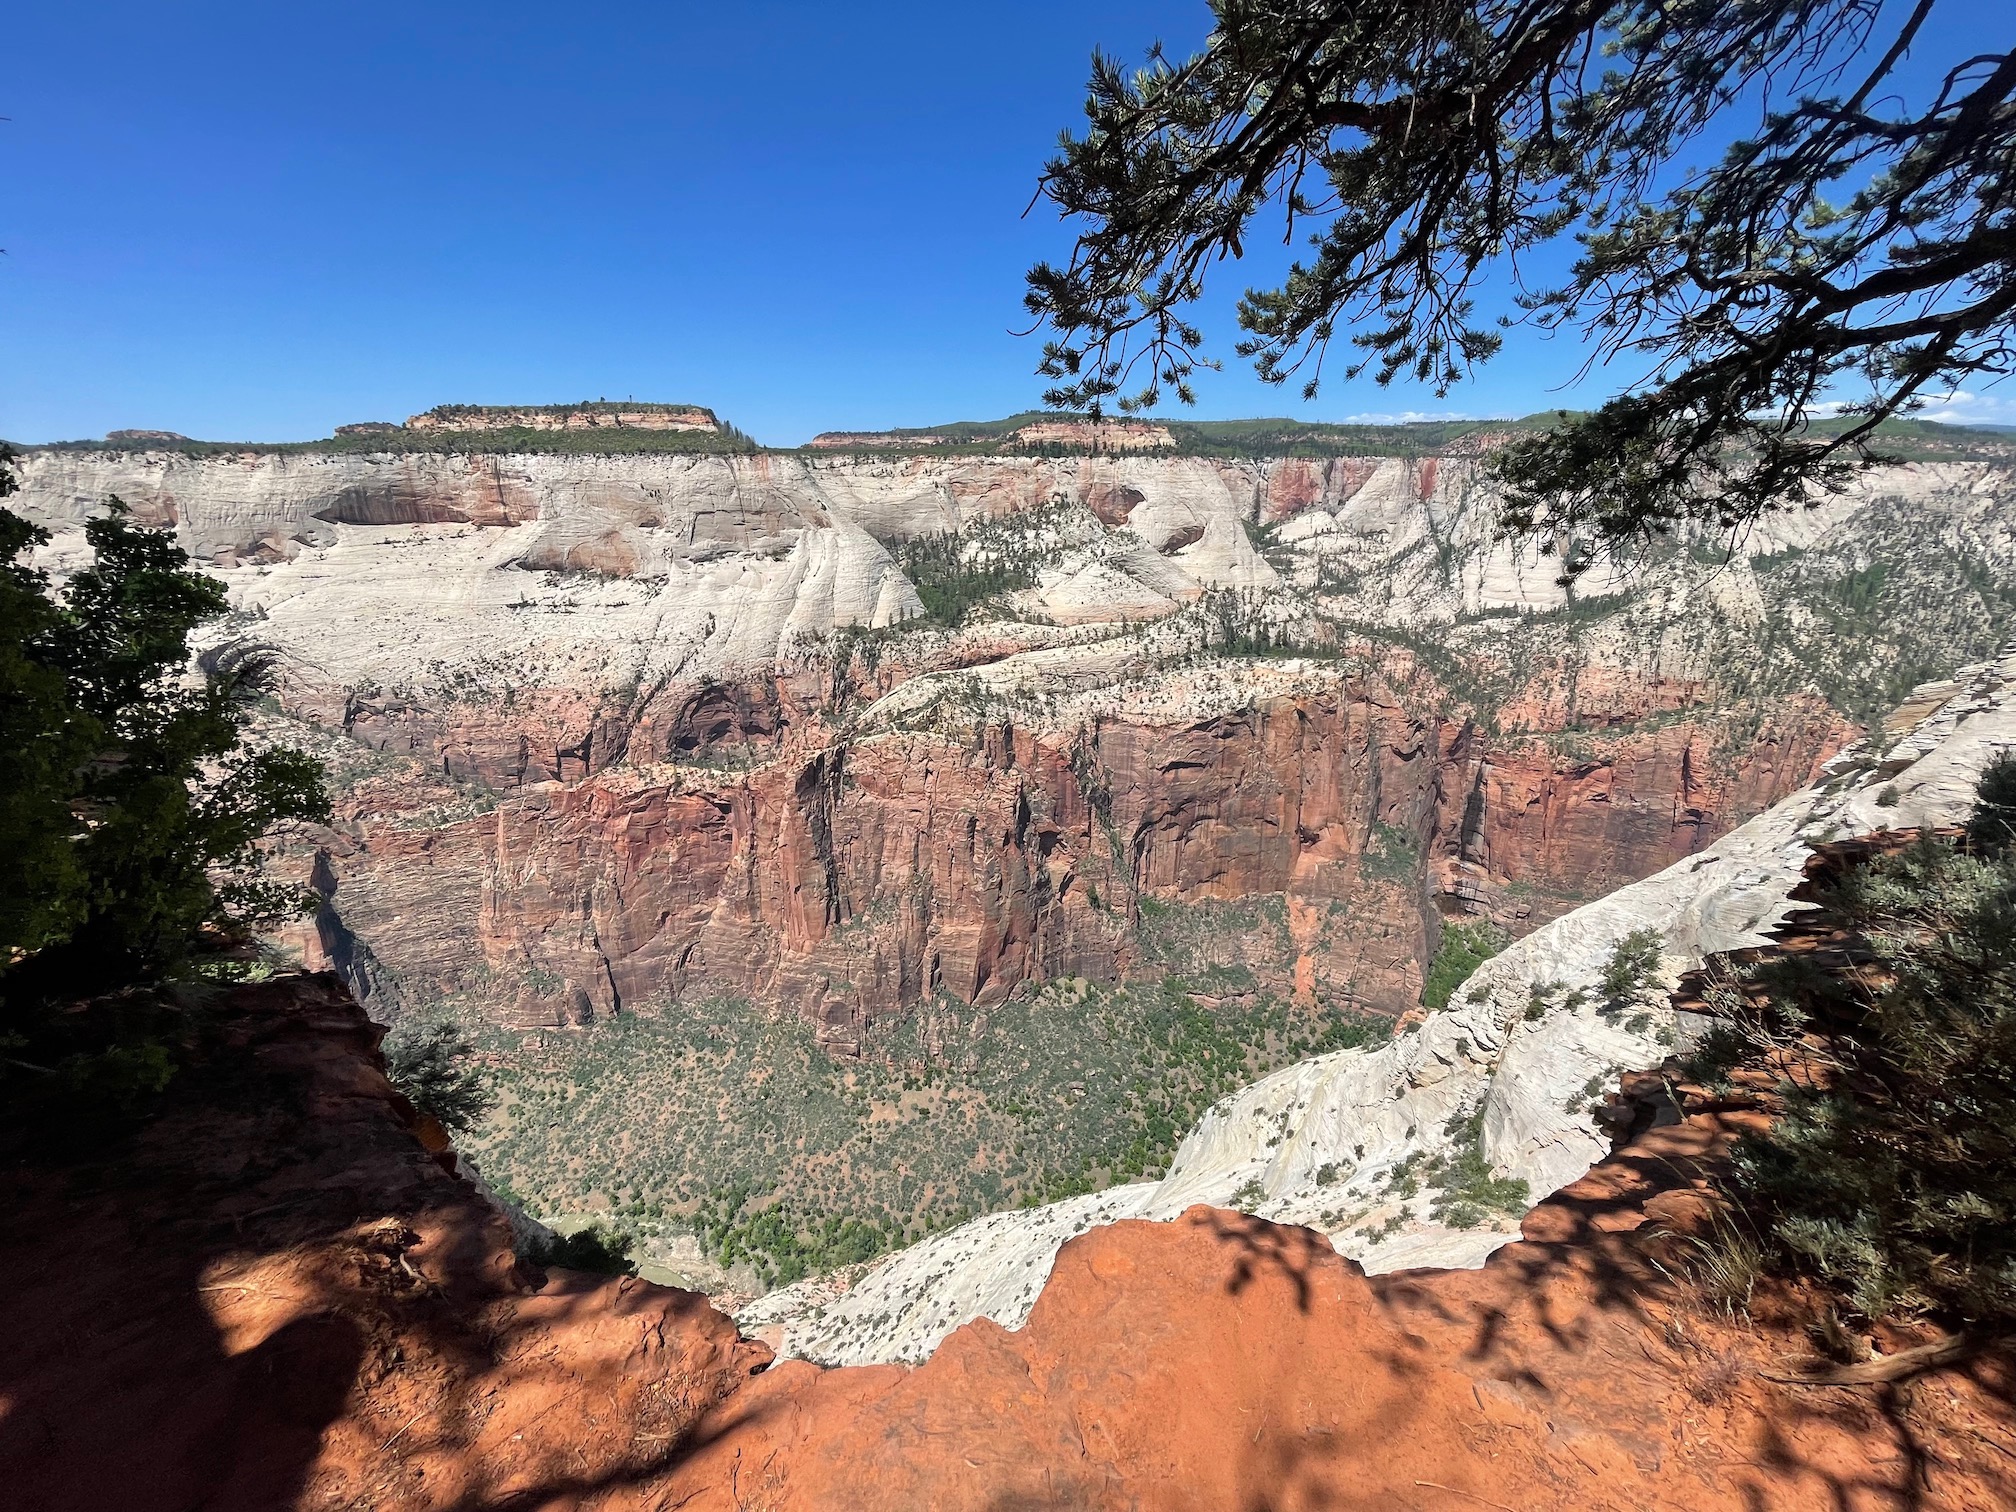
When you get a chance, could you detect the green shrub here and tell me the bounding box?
[0,451,329,1108]
[1360,822,1420,882]
[1422,1109,1530,1228]
[1724,782,2016,1328]
[1420,922,1506,1010]
[383,1019,495,1132]
[1966,752,2016,851]
[1599,928,1665,1008]
[526,1223,637,1277]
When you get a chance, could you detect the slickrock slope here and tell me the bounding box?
[741,646,2016,1365]
[0,976,767,1512]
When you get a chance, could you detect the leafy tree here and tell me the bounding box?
[1026,1,2016,563]
[0,446,330,1094]
[525,1223,639,1277]
[383,1019,496,1132]
[1420,920,1506,1009]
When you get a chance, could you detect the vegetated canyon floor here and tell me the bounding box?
[463,893,1401,1290]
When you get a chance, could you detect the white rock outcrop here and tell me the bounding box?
[16,448,2012,711]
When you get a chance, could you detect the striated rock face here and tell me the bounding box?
[805,430,956,448]
[272,674,1846,1032]
[1009,418,1176,450]
[10,442,2009,1036]
[405,402,720,432]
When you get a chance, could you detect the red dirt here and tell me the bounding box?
[0,976,767,1512]
[5,973,2010,1511]
[647,1100,2016,1511]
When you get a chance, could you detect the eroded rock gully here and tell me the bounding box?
[10,973,2010,1512]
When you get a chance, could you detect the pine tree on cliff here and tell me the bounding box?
[1026,1,2016,570]
[0,443,330,1104]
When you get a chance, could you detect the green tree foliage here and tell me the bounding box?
[1420,921,1506,1009]
[382,1019,496,1132]
[1965,751,2016,852]
[1026,1,2016,558]
[1199,585,1339,659]
[1726,775,2016,1328]
[895,527,1044,627]
[524,1223,638,1278]
[0,447,330,1095]
[1599,928,1665,1008]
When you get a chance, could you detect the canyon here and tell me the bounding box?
[12,426,2016,1289]
[9,424,2016,1510]
[8,939,2014,1512]
[19,437,2005,1039]
[742,645,2016,1363]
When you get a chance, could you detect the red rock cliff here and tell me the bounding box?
[285,666,1851,1033]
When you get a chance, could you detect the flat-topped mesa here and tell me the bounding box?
[404,401,720,434]
[1013,418,1175,452]
[804,431,955,449]
[804,417,1176,453]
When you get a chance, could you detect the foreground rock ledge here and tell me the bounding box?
[0,975,768,1512]
[665,1180,2016,1512]
[5,973,2012,1511]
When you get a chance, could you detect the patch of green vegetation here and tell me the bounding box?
[1599,928,1665,1009]
[382,1018,495,1132]
[1,456,330,1121]
[26,417,760,458]
[462,967,1390,1289]
[1420,1109,1531,1229]
[1361,822,1421,883]
[1171,416,1525,457]
[524,1222,637,1277]
[1715,497,2016,731]
[1717,762,2016,1328]
[1420,921,1507,1010]
[1132,891,1289,978]
[1200,586,1344,660]
[896,535,1041,627]
[891,502,1084,627]
[1564,1068,1619,1115]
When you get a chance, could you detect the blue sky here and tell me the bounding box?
[6,1,2010,445]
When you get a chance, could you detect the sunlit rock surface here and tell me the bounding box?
[740,648,2016,1365]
